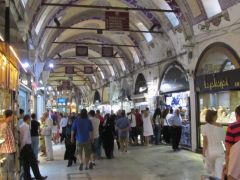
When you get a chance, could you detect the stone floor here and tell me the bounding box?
[39,144,205,180]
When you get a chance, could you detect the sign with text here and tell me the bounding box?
[196,69,240,92]
[105,11,129,31]
[84,66,93,74]
[76,46,88,56]
[65,66,75,74]
[102,47,114,57]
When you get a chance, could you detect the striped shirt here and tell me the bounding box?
[0,122,16,154]
[225,121,240,145]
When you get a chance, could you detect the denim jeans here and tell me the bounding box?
[31,136,39,160]
[154,124,161,145]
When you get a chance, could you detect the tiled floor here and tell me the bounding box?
[39,144,205,180]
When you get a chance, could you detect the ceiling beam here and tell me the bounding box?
[48,79,89,82]
[52,57,124,60]
[41,2,177,13]
[46,26,163,34]
[54,63,113,66]
[52,41,138,48]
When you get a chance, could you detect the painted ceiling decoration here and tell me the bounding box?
[20,0,239,95]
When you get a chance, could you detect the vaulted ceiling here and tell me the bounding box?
[21,0,234,95]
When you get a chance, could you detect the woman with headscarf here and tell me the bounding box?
[64,116,76,167]
[102,114,115,159]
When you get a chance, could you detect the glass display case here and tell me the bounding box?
[199,90,240,147]
[199,91,239,124]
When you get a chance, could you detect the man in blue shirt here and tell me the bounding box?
[71,109,93,171]
[116,110,130,152]
[169,109,182,151]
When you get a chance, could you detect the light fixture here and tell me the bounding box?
[49,63,54,68]
[0,34,4,41]
[22,62,30,68]
[9,45,27,72]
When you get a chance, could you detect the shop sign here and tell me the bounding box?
[76,46,88,56]
[102,47,113,57]
[196,69,240,92]
[84,66,93,74]
[61,81,71,90]
[105,11,129,31]
[65,66,75,74]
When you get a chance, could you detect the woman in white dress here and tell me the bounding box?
[142,110,154,146]
[202,110,225,178]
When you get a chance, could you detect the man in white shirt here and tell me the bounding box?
[128,109,137,145]
[19,115,47,180]
[89,110,100,166]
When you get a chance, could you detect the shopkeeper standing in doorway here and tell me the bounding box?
[0,110,16,180]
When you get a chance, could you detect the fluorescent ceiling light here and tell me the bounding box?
[0,34,4,41]
[49,63,54,68]
[9,45,27,72]
[22,62,30,68]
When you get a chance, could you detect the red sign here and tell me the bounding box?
[84,66,93,74]
[76,46,88,56]
[65,66,75,74]
[102,47,113,57]
[105,11,129,31]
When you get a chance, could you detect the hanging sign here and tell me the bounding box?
[65,66,75,74]
[102,47,114,57]
[105,11,129,31]
[76,46,88,56]
[196,69,240,92]
[84,66,93,74]
[62,80,71,90]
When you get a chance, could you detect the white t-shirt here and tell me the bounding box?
[89,116,100,139]
[228,141,240,179]
[128,113,136,128]
[165,114,174,126]
[60,118,68,128]
[201,123,225,157]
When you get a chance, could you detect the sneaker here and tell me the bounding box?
[79,163,83,171]
[85,166,89,170]
[92,162,96,166]
[89,162,93,170]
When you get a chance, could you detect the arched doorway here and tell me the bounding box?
[133,73,148,110]
[159,62,191,148]
[134,73,148,94]
[93,90,101,104]
[195,42,240,148]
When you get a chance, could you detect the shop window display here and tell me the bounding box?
[195,43,240,149]
[165,91,191,148]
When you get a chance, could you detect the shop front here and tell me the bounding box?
[195,43,240,149]
[0,42,19,177]
[18,83,31,114]
[159,63,191,149]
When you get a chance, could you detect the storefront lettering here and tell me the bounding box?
[204,78,229,90]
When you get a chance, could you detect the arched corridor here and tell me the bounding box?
[1,0,240,179]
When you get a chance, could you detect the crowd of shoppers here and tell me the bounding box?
[1,104,240,179]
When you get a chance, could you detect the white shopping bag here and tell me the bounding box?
[113,140,119,157]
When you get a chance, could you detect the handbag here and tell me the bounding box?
[41,127,51,136]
